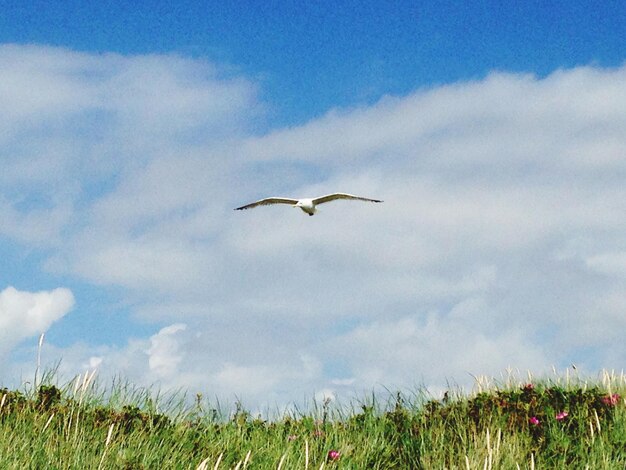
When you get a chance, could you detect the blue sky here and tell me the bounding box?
[1,2,626,408]
[2,1,624,124]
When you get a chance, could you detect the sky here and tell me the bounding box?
[1,1,625,410]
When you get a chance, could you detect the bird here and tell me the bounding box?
[235,192,383,216]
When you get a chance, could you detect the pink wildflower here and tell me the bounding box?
[602,393,620,406]
[529,416,540,426]
[327,450,341,461]
[555,411,568,421]
[523,383,535,392]
[287,434,297,442]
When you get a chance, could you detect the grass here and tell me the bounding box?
[0,369,625,469]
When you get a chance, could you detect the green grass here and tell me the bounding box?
[0,371,625,469]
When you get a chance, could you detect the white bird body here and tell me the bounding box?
[295,198,316,215]
[235,193,382,216]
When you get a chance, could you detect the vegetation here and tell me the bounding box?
[0,370,624,468]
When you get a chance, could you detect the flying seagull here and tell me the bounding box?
[235,193,383,216]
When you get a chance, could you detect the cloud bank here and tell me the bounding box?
[1,44,626,407]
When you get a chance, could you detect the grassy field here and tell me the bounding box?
[0,370,624,469]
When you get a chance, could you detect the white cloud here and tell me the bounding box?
[0,286,74,358]
[0,44,259,249]
[215,363,281,396]
[147,323,188,379]
[0,197,71,245]
[586,252,626,277]
[329,309,551,389]
[2,45,626,408]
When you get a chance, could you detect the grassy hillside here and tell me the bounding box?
[0,372,624,469]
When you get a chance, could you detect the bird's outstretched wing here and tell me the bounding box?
[235,197,299,210]
[312,193,383,205]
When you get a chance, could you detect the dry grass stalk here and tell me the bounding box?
[42,413,55,432]
[242,450,251,468]
[97,423,115,470]
[78,369,98,405]
[603,369,613,395]
[195,457,210,470]
[212,452,223,470]
[105,423,114,446]
[483,427,493,470]
[72,372,82,396]
[277,453,287,470]
[70,368,98,441]
[35,333,45,390]
[589,418,595,442]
